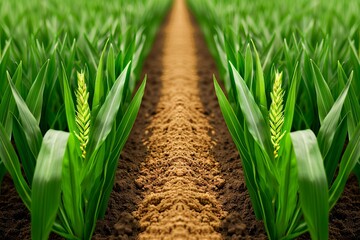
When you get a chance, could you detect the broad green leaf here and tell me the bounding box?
[12,117,36,183]
[252,41,267,110]
[92,41,109,109]
[291,130,328,240]
[0,63,22,138]
[324,117,347,184]
[311,60,334,124]
[329,122,360,209]
[8,72,43,158]
[99,77,146,218]
[337,63,360,139]
[61,64,77,134]
[61,133,84,238]
[31,130,69,240]
[26,60,49,124]
[229,62,273,159]
[0,124,31,208]
[87,62,131,155]
[244,44,253,88]
[317,76,351,159]
[107,44,116,85]
[214,77,262,219]
[282,63,299,134]
[275,133,298,237]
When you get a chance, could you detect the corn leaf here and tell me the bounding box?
[61,133,84,238]
[252,41,267,111]
[282,63,299,134]
[329,121,360,209]
[8,72,43,158]
[92,41,109,109]
[99,77,146,218]
[62,64,77,134]
[291,130,328,240]
[317,76,351,159]
[107,44,116,85]
[87,62,131,155]
[0,123,31,208]
[214,77,263,219]
[25,60,49,124]
[244,44,253,88]
[12,117,36,183]
[311,60,334,124]
[229,62,273,159]
[0,63,23,138]
[31,130,69,240]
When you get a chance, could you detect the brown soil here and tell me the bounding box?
[0,0,359,239]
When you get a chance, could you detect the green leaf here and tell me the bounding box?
[317,76,351,159]
[214,76,262,219]
[0,63,22,138]
[107,44,116,85]
[61,64,77,134]
[329,122,360,209]
[25,60,49,124]
[229,62,273,158]
[0,124,31,208]
[31,130,69,240]
[12,117,36,183]
[282,63,299,134]
[92,41,109,109]
[61,133,84,238]
[244,44,253,88]
[311,60,334,124]
[291,130,328,240]
[99,77,146,218]
[337,63,360,139]
[252,41,267,110]
[87,62,131,155]
[8,72,43,158]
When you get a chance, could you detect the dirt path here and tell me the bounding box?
[131,0,226,239]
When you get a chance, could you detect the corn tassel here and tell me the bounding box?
[75,72,91,160]
[269,72,285,159]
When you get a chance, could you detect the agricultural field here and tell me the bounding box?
[0,0,359,239]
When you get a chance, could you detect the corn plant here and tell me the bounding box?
[190,0,360,238]
[0,63,146,239]
[214,61,360,239]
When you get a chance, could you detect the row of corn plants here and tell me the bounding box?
[188,0,360,239]
[0,0,171,239]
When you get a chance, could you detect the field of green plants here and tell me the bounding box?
[0,0,359,239]
[189,0,360,239]
[0,0,170,239]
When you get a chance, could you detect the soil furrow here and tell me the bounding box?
[132,0,225,239]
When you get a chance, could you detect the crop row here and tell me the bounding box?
[188,0,360,239]
[0,0,171,239]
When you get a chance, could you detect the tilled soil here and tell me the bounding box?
[0,0,360,239]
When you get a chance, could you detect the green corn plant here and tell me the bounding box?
[214,60,359,239]
[0,62,146,239]
[190,1,360,238]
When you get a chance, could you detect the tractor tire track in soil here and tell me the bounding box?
[1,0,360,239]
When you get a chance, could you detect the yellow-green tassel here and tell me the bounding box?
[269,72,285,159]
[75,72,91,160]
